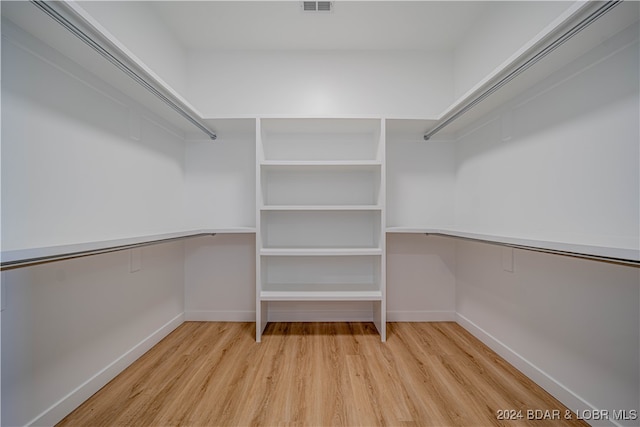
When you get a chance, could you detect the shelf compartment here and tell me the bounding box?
[260,118,382,161]
[261,210,382,249]
[261,165,381,207]
[260,256,382,298]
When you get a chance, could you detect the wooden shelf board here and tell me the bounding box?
[260,289,382,301]
[261,205,382,211]
[260,160,382,167]
[260,248,383,256]
[1,228,256,268]
[385,227,639,263]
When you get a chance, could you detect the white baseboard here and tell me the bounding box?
[185,310,254,322]
[184,310,457,323]
[184,309,378,323]
[455,313,620,427]
[387,310,456,322]
[28,313,184,427]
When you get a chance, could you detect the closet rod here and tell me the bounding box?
[425,233,639,267]
[30,0,217,140]
[1,233,216,271]
[423,0,622,141]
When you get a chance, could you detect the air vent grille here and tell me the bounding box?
[303,1,332,12]
[317,1,331,11]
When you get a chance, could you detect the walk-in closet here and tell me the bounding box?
[1,1,638,426]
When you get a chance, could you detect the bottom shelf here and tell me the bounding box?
[257,296,386,342]
[261,284,382,301]
[257,255,386,341]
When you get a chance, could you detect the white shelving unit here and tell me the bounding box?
[256,118,386,341]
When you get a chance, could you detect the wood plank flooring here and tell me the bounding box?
[57,322,587,426]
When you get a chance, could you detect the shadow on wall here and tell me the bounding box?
[455,22,639,160]
[2,21,186,162]
[452,24,639,245]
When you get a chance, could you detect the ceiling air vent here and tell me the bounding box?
[303,1,332,12]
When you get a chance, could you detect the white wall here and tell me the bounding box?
[1,20,188,427]
[76,0,188,97]
[453,1,574,100]
[386,234,455,321]
[386,134,456,229]
[187,50,452,118]
[454,23,639,251]
[456,241,639,426]
[452,22,640,426]
[184,234,255,321]
[183,130,256,229]
[1,21,187,251]
[1,243,185,427]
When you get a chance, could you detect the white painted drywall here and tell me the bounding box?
[456,240,639,426]
[1,22,189,427]
[386,234,456,321]
[1,242,185,427]
[184,234,256,321]
[75,0,188,97]
[186,49,452,118]
[1,22,187,251]
[386,134,456,229]
[452,22,640,426]
[183,132,256,230]
[453,1,575,100]
[454,23,639,252]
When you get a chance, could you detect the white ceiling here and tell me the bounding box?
[149,1,489,51]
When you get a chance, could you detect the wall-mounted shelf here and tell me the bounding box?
[260,248,383,256]
[386,227,639,266]
[421,0,638,140]
[260,205,382,211]
[260,289,383,302]
[1,228,257,271]
[2,1,218,139]
[261,160,382,167]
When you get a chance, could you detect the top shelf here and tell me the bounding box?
[260,118,382,134]
[1,1,221,139]
[5,2,637,141]
[259,119,383,162]
[420,1,639,138]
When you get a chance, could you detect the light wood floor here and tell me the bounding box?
[58,322,587,426]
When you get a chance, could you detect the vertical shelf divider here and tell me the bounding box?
[255,118,267,342]
[375,118,387,341]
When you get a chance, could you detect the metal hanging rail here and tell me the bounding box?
[30,0,217,140]
[423,0,623,141]
[1,232,217,271]
[424,232,639,267]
